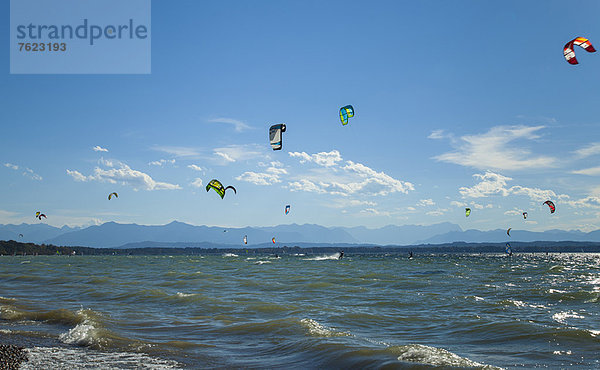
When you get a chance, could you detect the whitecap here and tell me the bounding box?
[23,346,180,369]
[394,343,497,368]
[300,318,350,337]
[223,253,238,257]
[552,311,584,324]
[303,253,341,261]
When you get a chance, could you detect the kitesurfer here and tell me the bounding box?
[339,251,344,259]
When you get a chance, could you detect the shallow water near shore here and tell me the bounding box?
[1,252,599,368]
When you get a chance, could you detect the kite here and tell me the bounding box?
[523,212,528,219]
[339,105,354,125]
[35,211,40,218]
[19,234,23,238]
[108,192,118,200]
[564,37,596,65]
[243,235,247,245]
[272,237,276,244]
[285,205,290,215]
[269,124,286,150]
[543,200,556,214]
[465,208,471,217]
[37,213,46,220]
[206,179,236,199]
[507,228,512,237]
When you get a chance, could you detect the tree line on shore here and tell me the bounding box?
[2,239,600,256]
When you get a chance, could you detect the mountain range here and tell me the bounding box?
[3,221,600,249]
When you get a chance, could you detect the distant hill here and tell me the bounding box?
[343,222,461,245]
[0,223,79,244]
[418,228,596,244]
[3,221,600,249]
[44,221,359,248]
[40,221,465,248]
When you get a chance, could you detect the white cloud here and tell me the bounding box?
[289,150,343,167]
[426,208,448,216]
[4,163,19,170]
[325,199,377,209]
[504,210,523,216]
[434,125,557,171]
[190,178,203,188]
[93,146,108,152]
[342,161,415,195]
[188,164,205,172]
[459,171,563,202]
[450,200,467,207]
[213,144,265,164]
[574,143,600,159]
[571,167,600,176]
[288,150,414,197]
[417,199,435,207]
[348,199,377,207]
[67,160,180,191]
[215,151,235,163]
[360,208,391,216]
[564,196,600,209]
[207,118,252,132]
[236,162,287,186]
[288,179,327,193]
[99,158,115,167]
[5,163,42,181]
[66,170,88,182]
[236,171,281,186]
[149,159,176,166]
[459,172,512,198]
[510,185,560,202]
[153,146,202,158]
[427,129,446,139]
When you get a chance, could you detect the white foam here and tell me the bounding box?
[303,253,341,261]
[300,318,350,337]
[58,309,104,347]
[254,260,271,265]
[22,346,180,369]
[548,289,566,294]
[59,322,101,347]
[222,253,238,257]
[395,344,495,368]
[175,292,195,298]
[552,311,584,324]
[553,350,572,355]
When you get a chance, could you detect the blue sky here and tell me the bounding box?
[2,0,600,232]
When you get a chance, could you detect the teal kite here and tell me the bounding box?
[339,105,354,125]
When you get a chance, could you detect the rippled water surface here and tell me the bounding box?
[1,252,599,368]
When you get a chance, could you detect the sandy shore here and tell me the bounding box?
[0,345,28,370]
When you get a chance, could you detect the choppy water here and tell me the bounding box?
[1,252,599,368]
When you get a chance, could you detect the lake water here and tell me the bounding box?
[1,252,599,368]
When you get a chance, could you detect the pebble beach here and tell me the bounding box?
[0,345,27,370]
